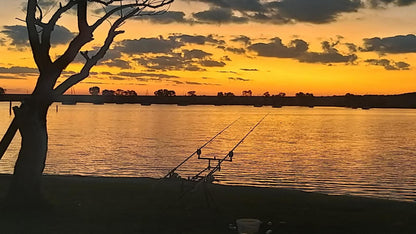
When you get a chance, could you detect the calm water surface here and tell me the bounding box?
[1,102,415,202]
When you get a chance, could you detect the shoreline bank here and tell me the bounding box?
[1,174,415,233]
[1,93,416,108]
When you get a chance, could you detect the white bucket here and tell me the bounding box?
[236,218,261,234]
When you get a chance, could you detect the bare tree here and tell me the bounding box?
[89,86,100,95]
[0,0,173,207]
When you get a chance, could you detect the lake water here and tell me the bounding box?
[1,102,416,202]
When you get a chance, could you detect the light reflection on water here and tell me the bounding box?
[1,103,416,202]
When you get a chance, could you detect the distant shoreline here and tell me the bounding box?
[1,92,416,109]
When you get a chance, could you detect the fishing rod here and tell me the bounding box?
[191,113,270,182]
[164,117,240,178]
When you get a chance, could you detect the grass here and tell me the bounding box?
[1,174,415,233]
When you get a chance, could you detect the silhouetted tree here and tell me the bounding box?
[89,86,100,95]
[126,90,137,96]
[0,87,5,95]
[242,90,252,96]
[263,92,270,97]
[217,92,224,97]
[225,92,235,97]
[115,89,126,96]
[0,0,174,207]
[154,89,176,96]
[296,92,314,106]
[102,89,115,96]
[187,91,196,96]
[295,92,305,97]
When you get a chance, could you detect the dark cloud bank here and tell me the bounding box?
[1,25,74,48]
[133,0,416,25]
[361,34,416,54]
[248,37,357,64]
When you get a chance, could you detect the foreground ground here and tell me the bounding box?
[0,174,415,233]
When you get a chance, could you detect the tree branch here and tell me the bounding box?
[39,0,78,60]
[27,0,46,71]
[54,0,94,72]
[0,119,17,160]
[1,0,175,160]
[78,0,89,33]
[90,0,173,30]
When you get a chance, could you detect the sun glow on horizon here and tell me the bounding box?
[0,0,416,96]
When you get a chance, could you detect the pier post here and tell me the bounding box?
[9,101,12,116]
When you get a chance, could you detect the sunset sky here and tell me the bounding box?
[0,0,415,96]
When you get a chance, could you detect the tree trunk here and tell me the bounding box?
[7,97,51,208]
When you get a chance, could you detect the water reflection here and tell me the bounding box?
[0,103,416,202]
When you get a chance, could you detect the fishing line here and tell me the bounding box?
[164,117,240,178]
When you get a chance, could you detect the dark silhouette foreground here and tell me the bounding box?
[1,175,415,233]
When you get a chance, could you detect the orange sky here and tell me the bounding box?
[0,0,415,96]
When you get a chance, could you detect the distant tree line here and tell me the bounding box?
[0,87,5,95]
[89,86,137,96]
[87,86,311,98]
[154,89,176,96]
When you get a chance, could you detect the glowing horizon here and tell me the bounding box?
[0,0,415,96]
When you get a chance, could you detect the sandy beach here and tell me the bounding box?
[0,174,415,233]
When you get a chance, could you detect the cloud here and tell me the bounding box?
[115,37,183,54]
[1,24,74,47]
[298,51,357,63]
[200,60,226,67]
[0,66,38,74]
[1,25,28,47]
[51,25,75,45]
[109,76,127,81]
[189,0,363,24]
[186,81,210,85]
[168,34,225,45]
[37,0,57,8]
[231,35,252,45]
[193,8,249,24]
[368,0,416,7]
[133,46,225,71]
[135,54,189,71]
[218,70,238,74]
[0,75,27,80]
[136,11,190,24]
[194,0,265,12]
[228,77,251,81]
[101,59,131,69]
[221,55,232,61]
[248,37,357,64]
[20,0,57,11]
[226,47,246,54]
[248,38,309,58]
[240,68,259,71]
[270,0,362,23]
[118,72,179,81]
[183,49,212,60]
[345,42,358,53]
[365,59,410,70]
[361,34,416,54]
